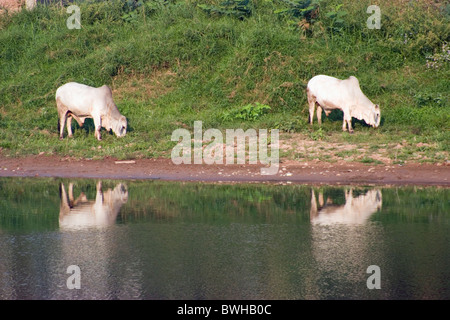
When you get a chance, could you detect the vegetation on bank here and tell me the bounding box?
[0,0,448,164]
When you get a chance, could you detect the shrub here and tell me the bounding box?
[221,103,271,122]
[198,0,253,19]
[426,42,450,69]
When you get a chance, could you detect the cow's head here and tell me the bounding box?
[373,104,381,128]
[113,116,127,137]
[368,104,381,128]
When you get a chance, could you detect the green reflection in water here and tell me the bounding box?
[0,177,449,299]
[1,177,448,229]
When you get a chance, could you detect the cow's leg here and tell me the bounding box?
[59,112,67,140]
[307,89,316,125]
[309,105,315,125]
[317,105,323,125]
[67,114,86,138]
[342,113,354,133]
[93,115,102,141]
[67,116,74,138]
[57,98,68,140]
[346,116,354,134]
[72,114,84,128]
[348,120,354,133]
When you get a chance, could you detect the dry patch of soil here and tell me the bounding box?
[279,133,446,165]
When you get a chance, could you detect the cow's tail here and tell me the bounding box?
[56,96,60,133]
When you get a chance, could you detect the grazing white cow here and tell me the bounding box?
[307,75,381,133]
[56,82,127,141]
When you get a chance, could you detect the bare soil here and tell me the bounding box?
[0,0,22,13]
[0,154,448,186]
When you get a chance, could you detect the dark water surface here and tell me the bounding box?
[0,177,449,300]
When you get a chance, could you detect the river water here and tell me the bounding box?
[0,177,448,299]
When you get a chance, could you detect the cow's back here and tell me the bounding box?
[307,75,339,91]
[308,75,350,108]
[56,82,93,100]
[56,82,114,116]
[308,75,360,94]
[56,82,96,113]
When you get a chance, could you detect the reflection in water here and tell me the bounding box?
[0,178,449,299]
[309,188,385,299]
[310,188,382,225]
[57,181,143,299]
[59,181,128,229]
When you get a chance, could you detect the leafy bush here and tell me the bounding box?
[414,92,446,108]
[426,42,450,69]
[198,0,253,19]
[324,3,348,32]
[121,0,169,22]
[379,0,449,59]
[221,103,271,122]
[274,0,320,33]
[309,127,324,141]
[274,0,320,22]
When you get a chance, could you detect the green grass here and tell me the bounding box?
[0,0,448,162]
[358,156,383,165]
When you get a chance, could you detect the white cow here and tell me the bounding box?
[56,82,127,141]
[307,75,381,133]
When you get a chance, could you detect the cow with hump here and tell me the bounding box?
[56,82,127,141]
[307,75,381,133]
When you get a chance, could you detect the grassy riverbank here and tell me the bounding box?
[0,0,448,164]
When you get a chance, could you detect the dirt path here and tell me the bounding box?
[0,155,448,186]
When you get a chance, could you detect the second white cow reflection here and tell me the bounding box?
[310,188,382,225]
[308,188,384,299]
[59,181,128,229]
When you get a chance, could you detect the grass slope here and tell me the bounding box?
[0,0,448,163]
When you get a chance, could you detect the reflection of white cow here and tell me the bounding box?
[59,181,128,229]
[309,188,384,297]
[310,188,382,225]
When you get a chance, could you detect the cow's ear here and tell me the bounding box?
[375,104,380,109]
